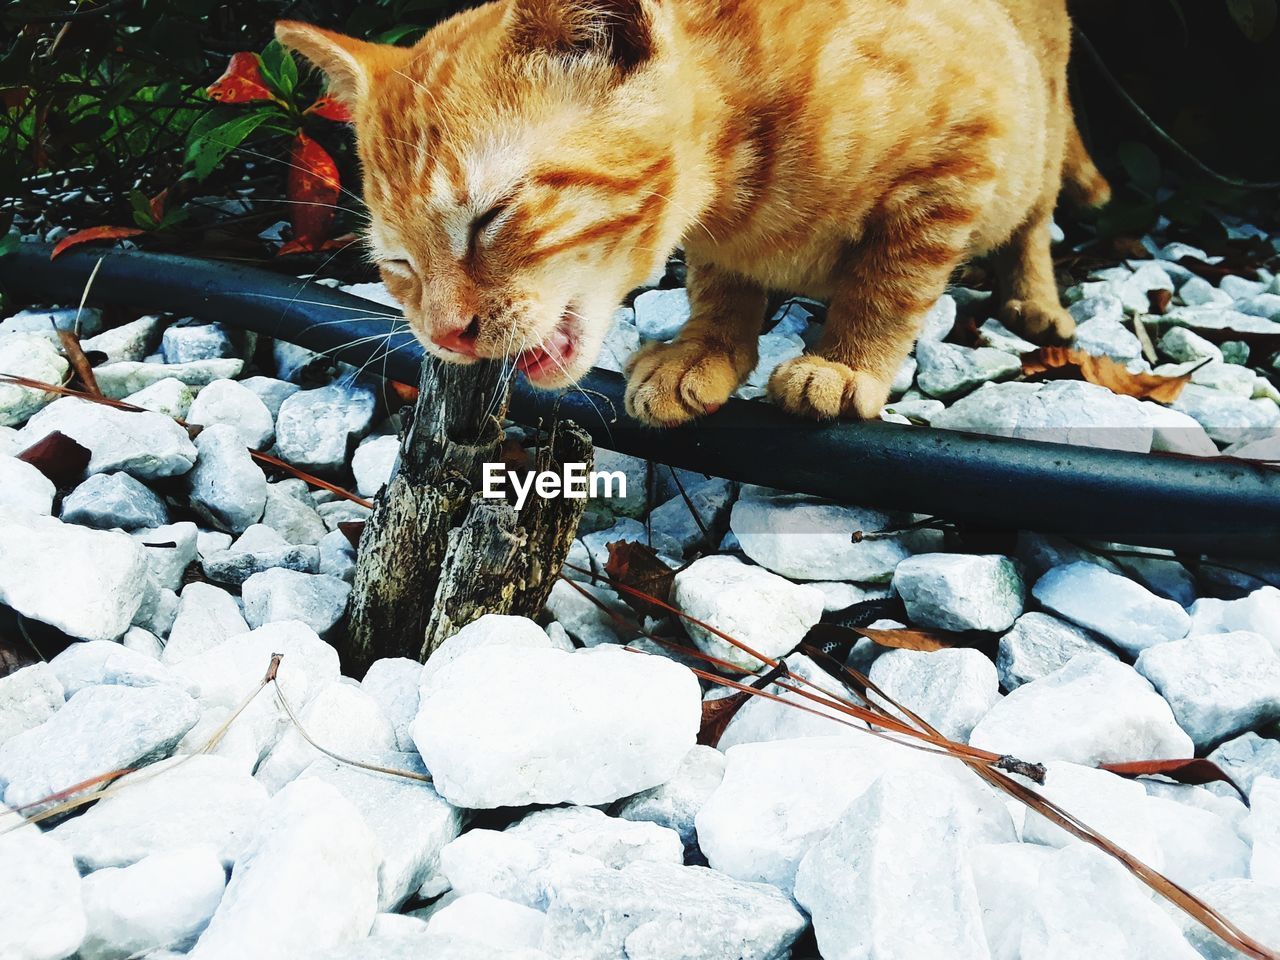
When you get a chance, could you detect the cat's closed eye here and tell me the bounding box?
[467,203,508,255]
[380,258,414,275]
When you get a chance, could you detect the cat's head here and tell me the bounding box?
[277,0,682,387]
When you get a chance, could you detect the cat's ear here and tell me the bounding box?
[506,0,656,74]
[275,21,408,106]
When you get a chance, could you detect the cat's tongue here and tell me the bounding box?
[516,326,575,380]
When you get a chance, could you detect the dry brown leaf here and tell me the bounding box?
[697,691,750,747]
[17,430,90,488]
[854,625,961,652]
[604,541,677,621]
[1147,288,1173,315]
[1101,758,1245,796]
[338,521,365,550]
[1022,346,1190,403]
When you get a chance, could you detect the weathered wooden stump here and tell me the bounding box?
[345,357,591,673]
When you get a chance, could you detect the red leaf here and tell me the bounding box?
[17,431,91,488]
[148,188,170,224]
[305,96,352,123]
[50,226,145,260]
[338,521,365,550]
[698,691,750,747]
[604,541,677,620]
[1100,758,1245,796]
[277,132,341,255]
[206,52,276,104]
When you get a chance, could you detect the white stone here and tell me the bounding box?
[1160,325,1224,363]
[187,379,274,449]
[869,648,1001,742]
[673,555,823,671]
[794,769,1010,960]
[1209,733,1280,797]
[50,754,268,870]
[0,455,55,514]
[969,654,1193,764]
[919,294,958,341]
[186,423,267,534]
[49,639,192,699]
[646,476,734,559]
[596,310,641,373]
[730,490,911,582]
[1033,561,1190,655]
[1173,384,1280,445]
[1136,632,1280,749]
[697,736,1014,895]
[420,614,555,689]
[240,376,300,416]
[543,578,629,647]
[0,683,198,812]
[509,805,682,867]
[0,804,86,960]
[319,529,357,582]
[541,860,807,960]
[61,471,168,530]
[1185,878,1280,960]
[241,568,350,637]
[1021,762,1163,867]
[123,377,193,419]
[162,323,234,364]
[188,778,380,960]
[1189,587,1280,651]
[16,396,196,479]
[130,521,198,592]
[0,334,68,427]
[1069,293,1125,324]
[997,612,1117,690]
[79,314,164,364]
[717,653,862,748]
[0,663,63,748]
[255,679,398,795]
[916,340,1022,399]
[581,517,649,575]
[201,523,320,586]
[1177,276,1233,308]
[1144,793,1250,889]
[977,318,1037,354]
[0,508,152,640]
[413,645,700,808]
[424,893,545,953]
[743,331,806,393]
[1,306,101,337]
[1141,401,1222,456]
[275,382,377,474]
[361,658,422,752]
[1246,776,1280,884]
[808,579,893,612]
[352,434,399,497]
[162,582,249,663]
[1020,844,1199,958]
[892,553,1025,632]
[632,288,690,341]
[79,845,226,960]
[1074,316,1144,359]
[971,842,1058,960]
[617,745,726,846]
[93,359,244,399]
[1191,360,1259,398]
[298,752,462,911]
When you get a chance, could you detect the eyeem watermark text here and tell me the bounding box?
[482,463,627,511]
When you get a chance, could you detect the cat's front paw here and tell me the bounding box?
[624,339,750,426]
[767,355,892,421]
[1000,299,1075,344]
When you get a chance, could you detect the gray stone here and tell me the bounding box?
[49,640,193,698]
[239,376,300,417]
[272,339,324,383]
[130,521,198,592]
[94,359,244,400]
[969,654,1192,765]
[262,481,327,545]
[186,424,267,534]
[275,382,378,474]
[976,318,1037,354]
[0,684,198,812]
[996,612,1117,690]
[0,508,152,641]
[919,294,958,341]
[0,803,86,960]
[202,523,319,586]
[242,569,350,637]
[1141,401,1222,456]
[17,396,196,479]
[78,846,226,960]
[187,779,380,960]
[0,663,64,748]
[123,377,193,419]
[892,553,1025,632]
[646,476,734,559]
[319,529,357,583]
[0,455,55,514]
[731,489,911,582]
[0,334,69,427]
[617,745,726,847]
[543,578,629,647]
[1160,326,1223,364]
[717,653,861,748]
[632,288,690,341]
[413,645,700,808]
[1033,561,1190,655]
[61,471,169,530]
[1136,632,1280,750]
[187,379,274,449]
[868,648,1001,742]
[1068,293,1125,324]
[541,860,807,960]
[1177,276,1233,308]
[317,498,371,531]
[122,626,164,659]
[79,314,165,365]
[161,323,234,364]
[163,582,249,664]
[352,434,399,498]
[1208,733,1280,797]
[916,340,1022,400]
[673,555,823,671]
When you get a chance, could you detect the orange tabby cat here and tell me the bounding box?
[277,0,1109,425]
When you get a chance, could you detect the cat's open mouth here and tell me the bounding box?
[514,310,577,383]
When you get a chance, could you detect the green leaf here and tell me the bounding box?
[259,40,298,100]
[183,110,274,181]
[127,189,158,229]
[1227,0,1278,40]
[1118,141,1162,196]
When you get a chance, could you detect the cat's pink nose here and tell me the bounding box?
[431,317,480,357]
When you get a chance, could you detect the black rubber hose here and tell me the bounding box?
[3,243,1278,557]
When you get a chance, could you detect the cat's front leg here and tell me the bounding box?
[769,206,974,420]
[624,261,766,426]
